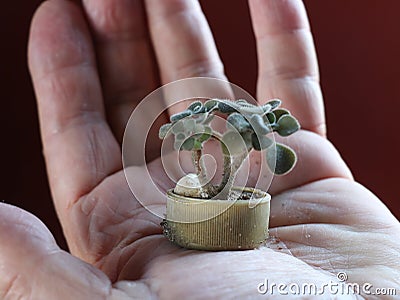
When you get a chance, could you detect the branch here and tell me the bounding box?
[217,145,248,198]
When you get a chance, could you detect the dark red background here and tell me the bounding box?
[2,1,399,250]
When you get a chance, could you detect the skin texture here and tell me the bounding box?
[0,0,399,299]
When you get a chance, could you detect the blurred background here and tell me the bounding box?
[2,0,399,250]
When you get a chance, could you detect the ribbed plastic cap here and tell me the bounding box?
[163,188,270,251]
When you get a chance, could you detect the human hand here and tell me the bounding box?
[1,0,399,299]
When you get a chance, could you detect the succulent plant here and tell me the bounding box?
[159,98,300,198]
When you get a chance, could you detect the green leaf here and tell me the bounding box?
[204,125,212,134]
[187,101,203,112]
[241,131,253,151]
[235,99,250,105]
[261,104,272,113]
[222,131,248,155]
[192,113,207,124]
[202,114,214,125]
[188,101,205,114]
[276,115,300,137]
[159,123,172,139]
[238,105,264,114]
[266,143,297,175]
[227,113,250,133]
[204,99,218,112]
[174,140,182,151]
[196,126,212,143]
[193,140,203,150]
[250,115,271,135]
[194,123,204,134]
[171,121,185,134]
[218,101,239,113]
[183,118,196,131]
[272,108,289,121]
[197,134,211,144]
[181,137,195,151]
[175,133,186,141]
[251,133,273,151]
[266,99,281,110]
[264,112,276,125]
[170,110,192,122]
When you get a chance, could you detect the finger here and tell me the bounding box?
[249,0,326,136]
[145,0,233,114]
[270,178,398,231]
[28,1,121,217]
[82,0,167,148]
[268,131,352,194]
[269,178,400,229]
[0,204,114,299]
[246,131,352,197]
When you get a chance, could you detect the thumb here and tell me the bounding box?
[0,203,133,299]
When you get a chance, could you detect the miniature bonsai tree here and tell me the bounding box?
[159,98,300,199]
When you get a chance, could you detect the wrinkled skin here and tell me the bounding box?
[1,0,399,299]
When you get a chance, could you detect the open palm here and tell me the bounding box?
[1,0,399,299]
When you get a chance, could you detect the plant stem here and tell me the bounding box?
[217,144,248,197]
[218,143,231,194]
[192,149,215,198]
[193,150,207,183]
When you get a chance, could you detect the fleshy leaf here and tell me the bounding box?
[272,108,290,121]
[170,110,192,122]
[261,104,272,113]
[235,99,249,104]
[204,99,218,112]
[218,101,239,113]
[266,143,297,175]
[239,105,264,114]
[181,137,195,151]
[194,106,206,114]
[171,121,185,134]
[194,123,204,133]
[193,140,203,150]
[227,113,250,133]
[187,101,203,113]
[266,99,281,110]
[184,118,196,131]
[204,125,212,133]
[192,112,207,123]
[202,113,214,125]
[276,115,300,137]
[196,125,212,143]
[159,123,172,139]
[175,133,186,141]
[264,112,276,125]
[251,133,273,151]
[250,114,271,135]
[241,131,253,151]
[173,141,180,151]
[222,131,248,155]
